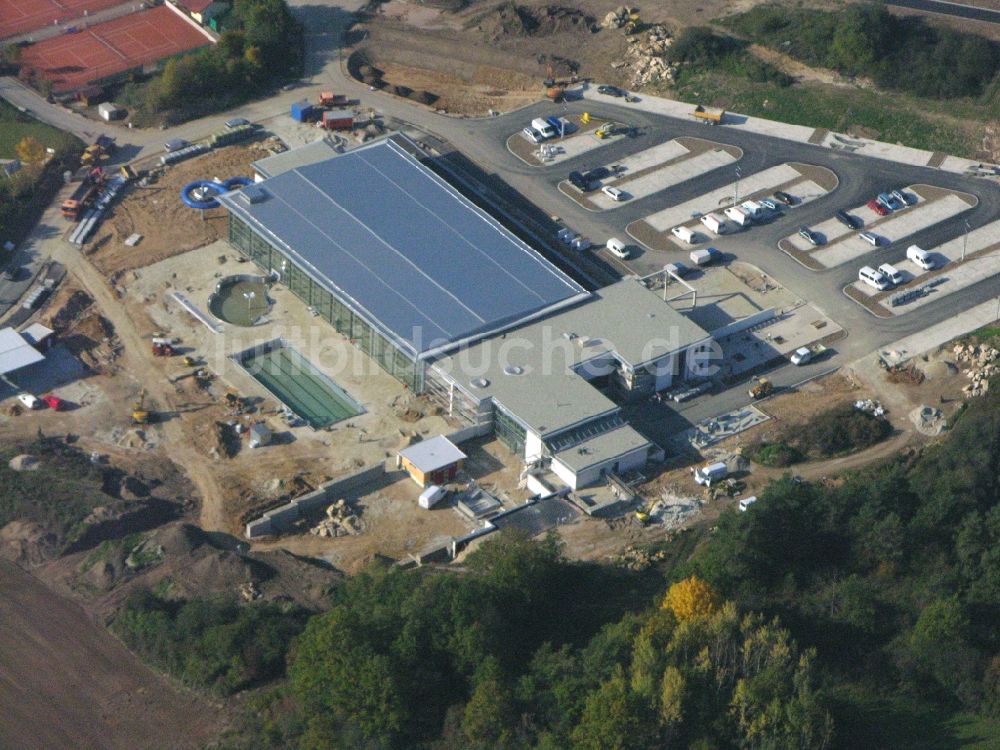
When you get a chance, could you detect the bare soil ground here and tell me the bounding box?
[377,61,540,115]
[85,143,265,279]
[0,560,226,750]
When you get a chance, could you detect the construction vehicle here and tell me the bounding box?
[623,12,641,34]
[595,122,616,139]
[543,63,564,103]
[748,376,773,400]
[61,167,104,220]
[318,92,348,107]
[132,388,150,425]
[635,507,651,525]
[182,355,199,367]
[152,337,175,356]
[692,105,725,125]
[224,388,250,415]
[119,164,137,181]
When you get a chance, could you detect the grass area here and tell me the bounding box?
[0,99,80,159]
[665,68,980,157]
[831,687,1000,749]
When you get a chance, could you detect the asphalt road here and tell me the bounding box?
[3,0,1000,430]
[886,0,1000,24]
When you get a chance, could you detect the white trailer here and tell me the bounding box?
[724,206,751,226]
[700,213,725,234]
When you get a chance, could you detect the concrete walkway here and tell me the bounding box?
[579,86,1000,178]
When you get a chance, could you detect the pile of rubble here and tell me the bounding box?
[953,343,998,398]
[612,24,676,88]
[602,5,635,29]
[910,405,947,436]
[310,498,363,538]
[615,543,668,571]
[647,489,703,528]
[854,399,886,417]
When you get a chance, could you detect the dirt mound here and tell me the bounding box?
[9,454,40,471]
[49,289,94,331]
[473,2,591,41]
[919,359,958,380]
[0,520,60,565]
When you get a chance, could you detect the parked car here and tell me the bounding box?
[859,231,880,247]
[790,346,817,366]
[878,263,903,286]
[602,185,627,201]
[568,170,591,191]
[43,394,66,411]
[891,189,910,207]
[859,265,889,291]
[798,226,820,246]
[163,138,189,153]
[835,209,861,229]
[522,126,544,144]
[907,244,936,270]
[867,198,889,216]
[773,191,794,206]
[597,85,625,97]
[759,198,778,211]
[606,237,630,259]
[876,193,895,211]
[225,117,250,129]
[17,393,39,410]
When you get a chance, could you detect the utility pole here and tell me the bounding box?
[733,167,742,206]
[961,219,971,262]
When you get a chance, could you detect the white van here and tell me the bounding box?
[671,225,695,244]
[606,237,630,259]
[907,244,935,270]
[739,496,758,512]
[531,117,557,139]
[878,263,903,286]
[859,265,889,291]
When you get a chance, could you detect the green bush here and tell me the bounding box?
[724,2,1000,99]
[746,440,803,467]
[114,590,308,695]
[802,405,892,457]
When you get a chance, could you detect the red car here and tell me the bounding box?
[43,394,66,411]
[867,199,889,216]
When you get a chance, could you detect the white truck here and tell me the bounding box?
[671,225,695,244]
[694,461,728,487]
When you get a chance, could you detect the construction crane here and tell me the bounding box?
[132,388,150,425]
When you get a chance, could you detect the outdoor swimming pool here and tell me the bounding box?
[234,339,363,429]
[209,275,271,327]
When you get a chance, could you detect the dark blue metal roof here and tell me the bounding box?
[220,136,586,357]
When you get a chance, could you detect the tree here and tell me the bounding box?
[15,136,46,165]
[570,670,657,750]
[662,576,719,622]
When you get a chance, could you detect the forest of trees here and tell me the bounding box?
[114,362,1000,749]
[123,0,302,120]
[724,2,1000,99]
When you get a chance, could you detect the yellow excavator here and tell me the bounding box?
[748,376,773,400]
[132,388,150,425]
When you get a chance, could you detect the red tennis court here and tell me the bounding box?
[19,6,212,92]
[0,0,126,40]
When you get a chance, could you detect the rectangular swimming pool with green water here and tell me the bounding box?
[234,340,363,429]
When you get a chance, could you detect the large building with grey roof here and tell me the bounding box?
[220,136,714,490]
[220,135,588,390]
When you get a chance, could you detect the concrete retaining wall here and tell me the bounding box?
[711,308,776,339]
[445,422,492,444]
[246,463,394,538]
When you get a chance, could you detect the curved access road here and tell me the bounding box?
[886,0,1000,24]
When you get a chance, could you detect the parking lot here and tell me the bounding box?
[506,114,629,167]
[845,217,1000,317]
[626,162,837,252]
[558,137,741,211]
[781,184,977,270]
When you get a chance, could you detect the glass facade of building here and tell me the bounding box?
[228,214,423,391]
[493,404,527,455]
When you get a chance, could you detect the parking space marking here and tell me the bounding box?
[845,218,1000,316]
[505,121,628,167]
[589,147,739,210]
[643,163,808,233]
[809,193,971,268]
[625,163,836,252]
